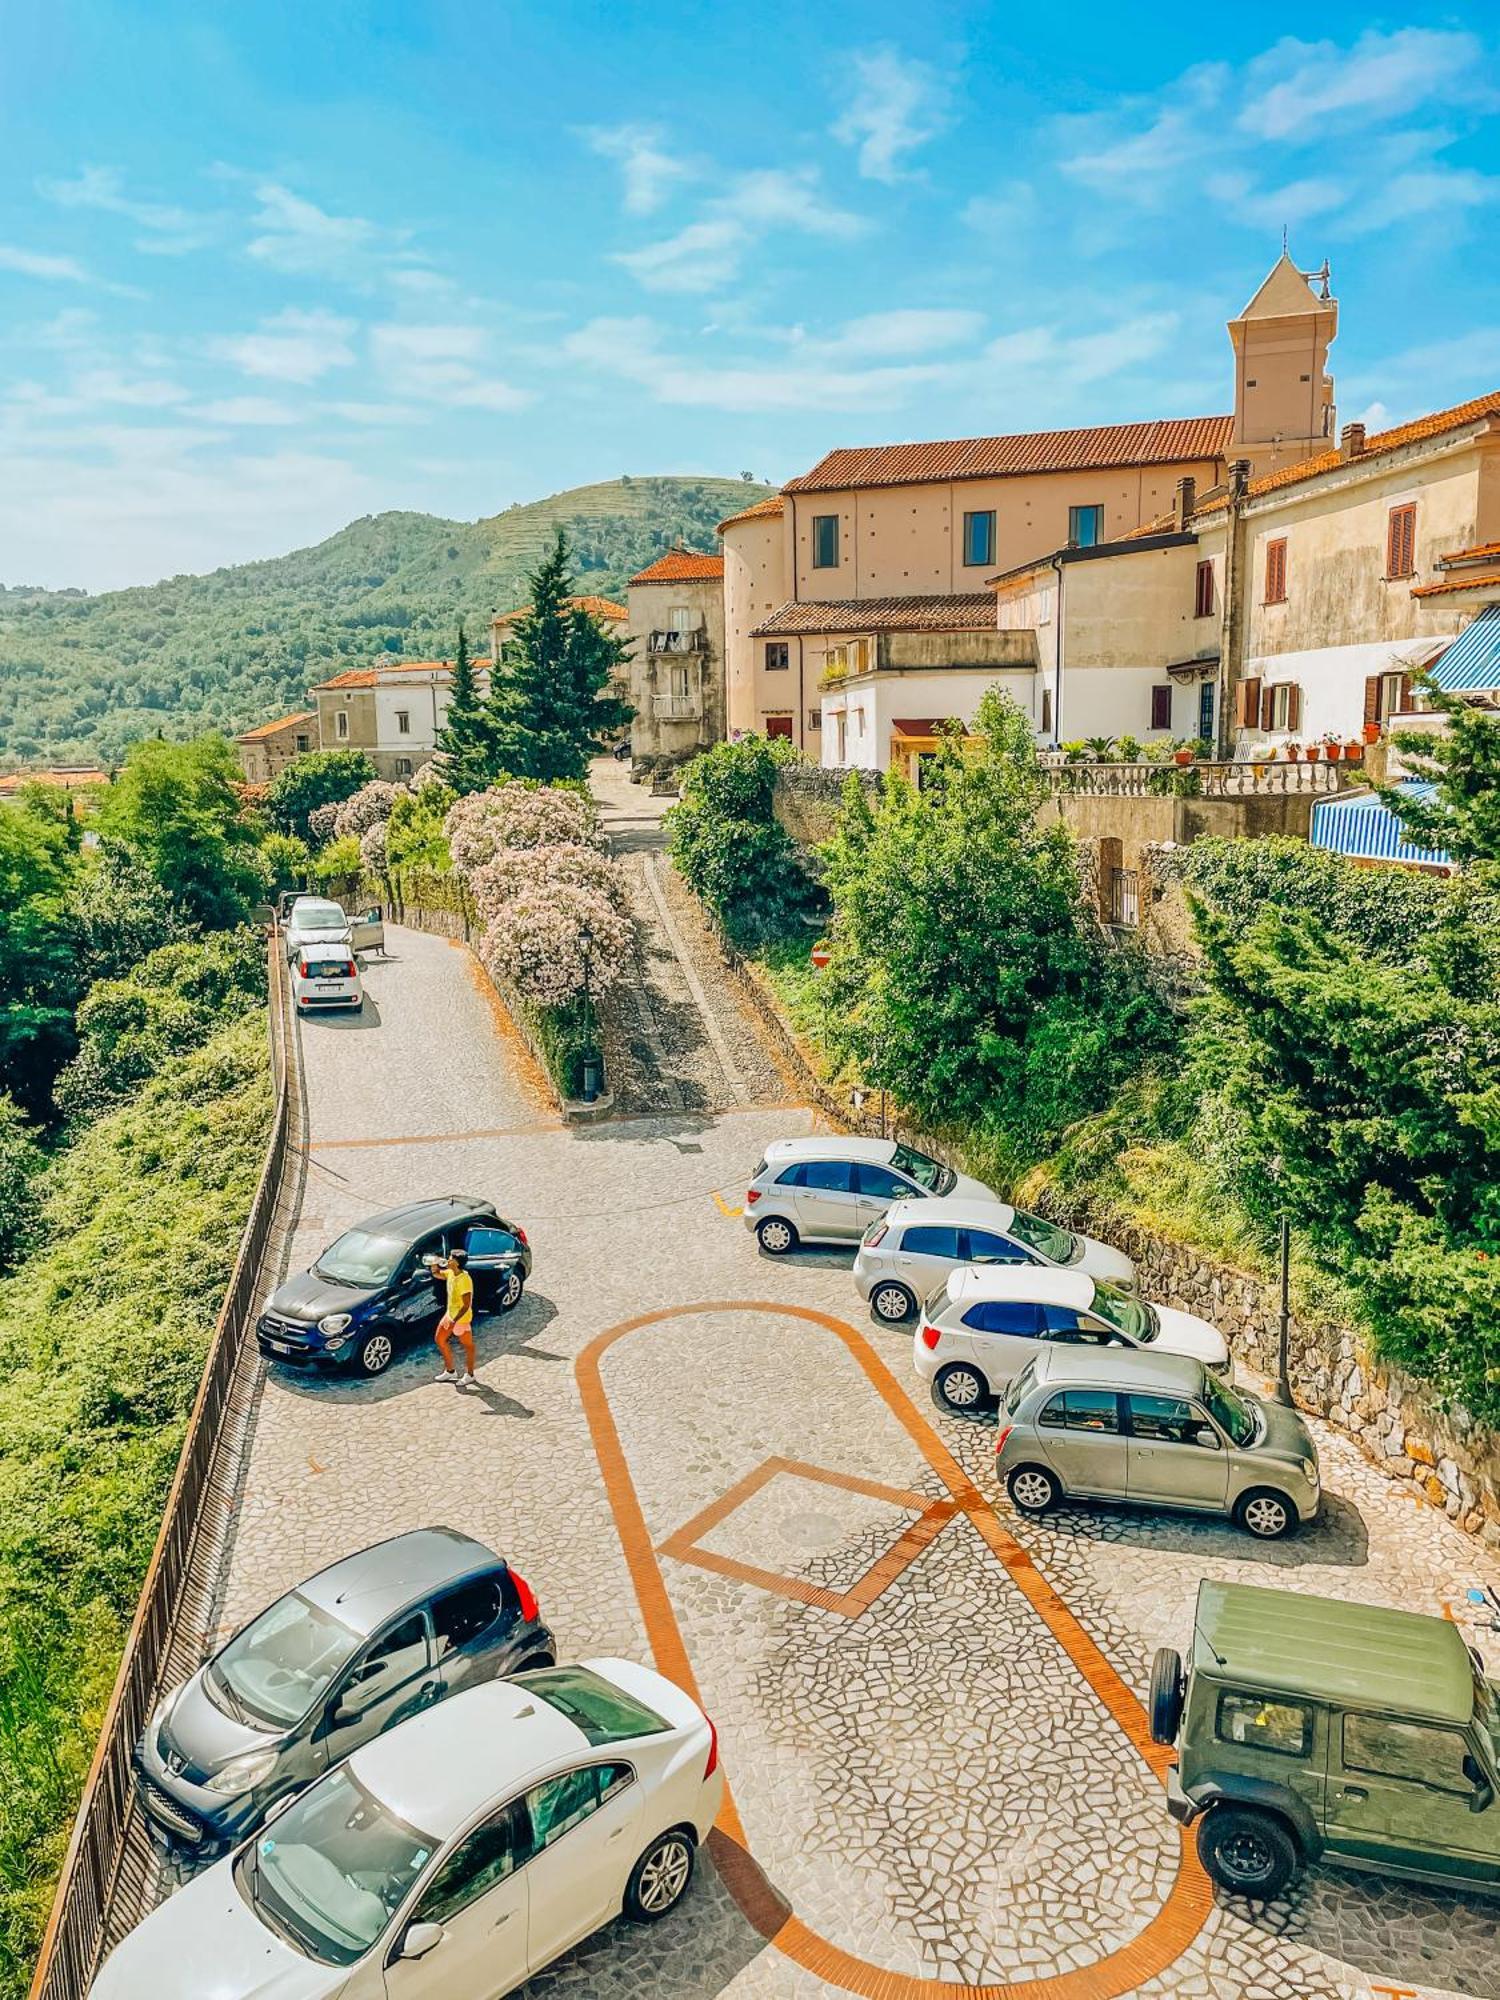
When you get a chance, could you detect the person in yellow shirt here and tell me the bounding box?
[430,1247,476,1387]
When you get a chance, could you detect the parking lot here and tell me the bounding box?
[212,918,1500,2000]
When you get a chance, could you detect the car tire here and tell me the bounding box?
[1234,1488,1297,1540]
[352,1329,395,1376]
[756,1215,798,1256]
[934,1361,988,1412]
[624,1829,695,1922]
[1006,1464,1060,1515]
[1197,1805,1299,1901]
[497,1269,524,1312]
[869,1281,917,1324]
[515,1653,555,1673]
[1148,1647,1185,1746]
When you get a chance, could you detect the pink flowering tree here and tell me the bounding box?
[468,841,623,925]
[445,782,597,871]
[333,779,403,840]
[478,883,630,1007]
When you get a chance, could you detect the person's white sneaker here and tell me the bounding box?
[458,1374,477,1390]
[435,1368,457,1383]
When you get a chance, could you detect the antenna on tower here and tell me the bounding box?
[1281,223,1289,255]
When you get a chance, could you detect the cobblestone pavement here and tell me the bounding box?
[201,894,1500,2000]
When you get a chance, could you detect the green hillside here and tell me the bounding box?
[0,475,771,767]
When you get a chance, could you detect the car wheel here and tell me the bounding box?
[497,1269,524,1311]
[934,1361,988,1411]
[756,1215,798,1256]
[870,1281,916,1324]
[515,1653,555,1673]
[1148,1647,1185,1746]
[353,1330,394,1376]
[1197,1805,1299,1900]
[1235,1488,1297,1540]
[1006,1464,1060,1515]
[624,1829,695,1922]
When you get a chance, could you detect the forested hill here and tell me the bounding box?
[0,474,772,767]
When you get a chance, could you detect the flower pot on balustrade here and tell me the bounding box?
[1173,748,1194,767]
[1345,740,1364,762]
[1283,744,1301,762]
[1323,742,1342,763]
[1363,721,1381,745]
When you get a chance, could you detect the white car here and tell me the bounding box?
[91,1659,723,2000]
[744,1136,1000,1254]
[292,943,364,1014]
[913,1266,1232,1413]
[284,897,385,963]
[853,1195,1137,1324]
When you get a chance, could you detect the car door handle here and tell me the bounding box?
[1335,1786,1367,1803]
[493,1910,514,1928]
[608,1826,626,1840]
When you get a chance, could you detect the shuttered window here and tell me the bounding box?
[1387,504,1417,580]
[1262,682,1301,732]
[1150,685,1173,730]
[1235,677,1262,729]
[1264,538,1288,604]
[1194,560,1215,618]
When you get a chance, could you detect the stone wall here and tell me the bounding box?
[772,766,878,846]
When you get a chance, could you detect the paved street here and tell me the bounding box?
[212,831,1500,2000]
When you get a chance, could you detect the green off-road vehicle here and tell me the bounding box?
[1153,1579,1500,1900]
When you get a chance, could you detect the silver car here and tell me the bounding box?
[744,1136,1000,1255]
[854,1195,1137,1323]
[283,896,385,961]
[994,1347,1321,1540]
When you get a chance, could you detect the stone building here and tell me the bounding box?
[624,547,725,765]
[234,709,316,783]
[309,660,464,782]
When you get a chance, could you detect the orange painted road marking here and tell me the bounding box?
[711,1190,744,1218]
[577,1300,1214,1999]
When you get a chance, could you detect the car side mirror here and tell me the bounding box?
[262,1791,297,1828]
[1193,1426,1221,1450]
[400,1921,445,1961]
[1463,1754,1495,1812]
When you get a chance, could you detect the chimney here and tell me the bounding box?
[1229,458,1251,500]
[1174,475,1196,531]
[1339,421,1366,461]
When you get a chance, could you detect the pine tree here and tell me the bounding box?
[433,622,495,795]
[486,530,634,783]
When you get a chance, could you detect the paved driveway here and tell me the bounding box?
[213,922,1500,2000]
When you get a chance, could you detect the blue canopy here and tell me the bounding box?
[1430,604,1500,695]
[1310,782,1451,868]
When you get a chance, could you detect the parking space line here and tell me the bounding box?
[577,1300,1214,1999]
[711,1190,743,1218]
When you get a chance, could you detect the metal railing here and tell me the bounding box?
[28,942,296,2000]
[1108,867,1140,928]
[646,629,706,654]
[1046,758,1346,798]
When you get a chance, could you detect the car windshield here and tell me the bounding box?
[1089,1282,1157,1341]
[315,1227,409,1287]
[1201,1375,1258,1448]
[211,1592,361,1728]
[1472,1676,1500,1768]
[1006,1207,1080,1264]
[890,1143,954,1195]
[517,1665,670,1745]
[237,1767,433,1966]
[294,903,344,928]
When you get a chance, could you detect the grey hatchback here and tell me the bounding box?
[134,1527,555,1852]
[994,1347,1322,1540]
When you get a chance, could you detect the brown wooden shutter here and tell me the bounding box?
[1236,676,1261,728]
[1286,684,1302,733]
[1260,683,1275,731]
[1387,504,1416,579]
[1363,675,1381,726]
[1398,672,1412,711]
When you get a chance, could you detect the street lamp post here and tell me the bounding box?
[578,922,601,1103]
[1274,1211,1295,1408]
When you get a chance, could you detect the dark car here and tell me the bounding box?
[134,1527,556,1853]
[257,1196,531,1376]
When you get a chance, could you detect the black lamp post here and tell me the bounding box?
[1274,1210,1295,1408]
[578,922,601,1103]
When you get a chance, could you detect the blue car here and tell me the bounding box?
[256,1196,530,1377]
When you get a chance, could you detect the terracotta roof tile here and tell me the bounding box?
[1197,389,1500,514]
[716,494,785,532]
[783,416,1233,494]
[628,549,725,585]
[237,709,317,741]
[1438,539,1500,566]
[491,595,626,625]
[1411,572,1500,599]
[315,668,379,689]
[751,594,997,637]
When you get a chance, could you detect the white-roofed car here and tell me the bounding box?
[283,897,386,962]
[853,1195,1137,1325]
[90,1659,723,2000]
[743,1136,1000,1255]
[912,1265,1232,1414]
[292,942,364,1014]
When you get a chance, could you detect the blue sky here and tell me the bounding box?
[2,1,1498,590]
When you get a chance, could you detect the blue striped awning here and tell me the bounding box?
[1430,604,1500,694]
[1310,782,1452,867]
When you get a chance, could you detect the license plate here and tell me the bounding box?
[266,1338,294,1355]
[314,983,346,994]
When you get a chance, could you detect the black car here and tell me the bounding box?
[257,1196,531,1376]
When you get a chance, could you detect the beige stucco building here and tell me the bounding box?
[310,660,466,781]
[235,709,317,784]
[624,548,726,764]
[1226,253,1338,477]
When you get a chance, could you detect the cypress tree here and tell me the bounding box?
[433,621,495,794]
[487,530,634,783]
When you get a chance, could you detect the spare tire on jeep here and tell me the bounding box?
[1148,1647,1184,1746]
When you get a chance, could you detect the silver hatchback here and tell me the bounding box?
[994,1347,1321,1540]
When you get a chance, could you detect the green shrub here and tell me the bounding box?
[0,1012,271,1987]
[666,735,818,946]
[0,1098,42,1271]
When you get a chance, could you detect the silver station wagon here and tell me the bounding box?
[994,1347,1322,1540]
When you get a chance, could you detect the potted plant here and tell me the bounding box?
[1085,735,1115,760]
[1321,735,1342,763]
[1344,738,1364,761]
[1172,740,1194,766]
[1061,740,1089,764]
[1116,734,1142,761]
[1363,720,1381,745]
[1283,742,1302,762]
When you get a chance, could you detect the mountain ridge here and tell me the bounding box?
[0,474,771,767]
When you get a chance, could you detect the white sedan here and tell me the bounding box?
[91,1660,723,2000]
[913,1265,1232,1412]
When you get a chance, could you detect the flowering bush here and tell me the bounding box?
[445,782,597,871]
[333,780,402,840]
[307,801,342,847]
[360,821,388,873]
[468,841,623,925]
[479,883,630,1008]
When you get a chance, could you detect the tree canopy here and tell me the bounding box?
[266,748,377,841]
[98,736,266,929]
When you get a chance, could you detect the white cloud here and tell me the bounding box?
[614,168,863,295]
[38,165,213,254]
[1345,165,1499,233]
[615,219,747,294]
[1204,170,1349,229]
[961,185,1038,238]
[0,245,94,284]
[1238,29,1485,142]
[718,169,864,239]
[326,401,421,425]
[370,323,528,410]
[196,396,300,425]
[832,46,947,182]
[246,182,383,277]
[585,125,689,215]
[214,307,358,384]
[802,308,984,360]
[71,368,192,408]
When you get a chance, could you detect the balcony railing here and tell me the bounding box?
[1047,759,1348,798]
[652,693,702,719]
[648,629,707,654]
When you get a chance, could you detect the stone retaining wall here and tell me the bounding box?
[772,766,879,847]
